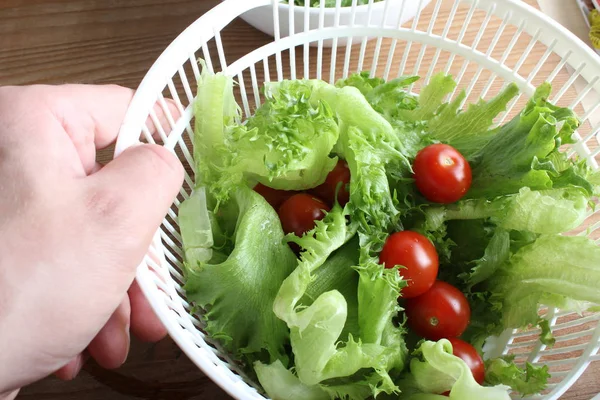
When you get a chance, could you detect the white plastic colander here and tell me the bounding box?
[114,0,600,399]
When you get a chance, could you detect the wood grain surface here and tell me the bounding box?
[1,0,599,399]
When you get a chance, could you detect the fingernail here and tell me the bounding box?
[69,355,86,380]
[121,323,131,366]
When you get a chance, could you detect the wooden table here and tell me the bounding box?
[1,0,599,399]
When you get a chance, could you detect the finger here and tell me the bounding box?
[88,296,131,369]
[90,162,103,175]
[49,84,135,150]
[46,85,181,174]
[129,280,167,342]
[145,99,182,143]
[83,144,183,289]
[54,352,89,381]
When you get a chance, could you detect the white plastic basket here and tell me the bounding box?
[115,0,600,399]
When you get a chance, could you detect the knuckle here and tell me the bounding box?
[135,144,184,179]
[85,187,123,221]
[103,83,124,92]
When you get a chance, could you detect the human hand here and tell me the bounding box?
[0,85,184,398]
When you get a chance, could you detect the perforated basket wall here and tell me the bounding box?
[115,1,600,399]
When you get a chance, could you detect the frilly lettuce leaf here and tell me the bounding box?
[363,76,420,121]
[350,72,519,159]
[425,187,588,235]
[485,356,550,396]
[253,80,340,189]
[319,86,409,250]
[422,187,594,346]
[409,340,511,399]
[194,68,339,204]
[266,77,411,255]
[488,234,600,328]
[411,78,519,158]
[428,83,519,158]
[336,71,385,96]
[181,186,297,363]
[178,187,214,263]
[397,73,457,123]
[254,360,329,400]
[302,236,361,340]
[465,228,511,288]
[538,318,556,347]
[467,83,591,198]
[258,204,406,398]
[254,358,395,400]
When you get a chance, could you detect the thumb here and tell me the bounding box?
[85,143,184,283]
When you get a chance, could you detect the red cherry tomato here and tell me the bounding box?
[278,193,330,238]
[413,144,472,204]
[447,338,485,384]
[379,231,439,298]
[253,183,297,209]
[310,160,351,207]
[404,280,470,340]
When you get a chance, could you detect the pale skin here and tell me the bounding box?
[0,85,185,398]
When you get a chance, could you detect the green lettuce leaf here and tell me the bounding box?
[466,228,511,287]
[488,234,600,329]
[339,72,519,169]
[426,187,588,235]
[422,83,519,158]
[270,203,406,396]
[181,186,297,363]
[538,318,556,347]
[467,83,588,198]
[363,77,420,121]
[337,73,425,158]
[194,68,339,204]
[278,79,412,253]
[397,73,457,123]
[485,356,550,396]
[355,256,408,392]
[461,291,505,351]
[252,80,339,189]
[254,360,329,400]
[385,73,516,157]
[302,237,361,339]
[254,358,394,400]
[409,340,510,399]
[192,64,239,192]
[336,71,385,96]
[178,187,214,264]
